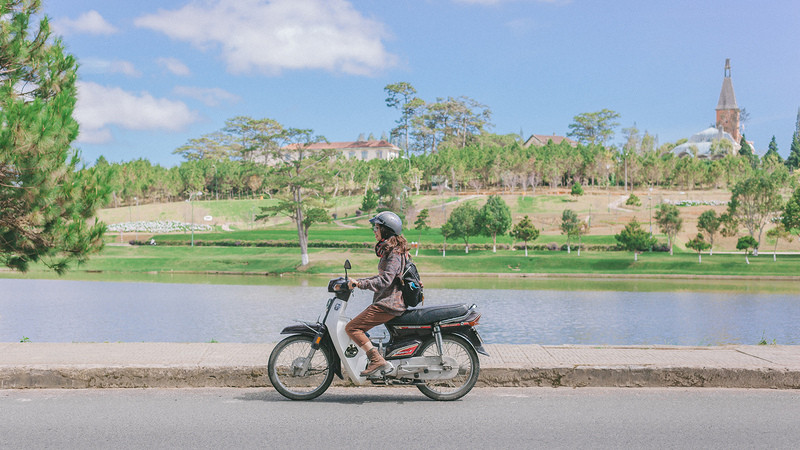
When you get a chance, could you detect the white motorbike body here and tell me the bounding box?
[325,296,458,384]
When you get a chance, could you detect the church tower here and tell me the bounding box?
[715,58,741,142]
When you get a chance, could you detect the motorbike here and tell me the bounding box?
[268,260,487,401]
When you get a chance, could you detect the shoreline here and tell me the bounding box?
[4,268,800,282]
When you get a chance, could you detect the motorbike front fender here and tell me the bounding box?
[278,324,343,380]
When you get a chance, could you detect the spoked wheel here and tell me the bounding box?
[268,335,334,400]
[416,334,480,401]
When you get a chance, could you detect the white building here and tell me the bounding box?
[264,140,401,165]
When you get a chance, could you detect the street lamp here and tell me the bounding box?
[648,187,653,236]
[134,197,138,242]
[605,164,611,213]
[188,191,203,247]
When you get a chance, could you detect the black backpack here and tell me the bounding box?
[399,257,424,307]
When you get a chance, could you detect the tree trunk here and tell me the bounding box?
[745,255,750,264]
[525,243,528,257]
[698,253,702,263]
[492,234,497,253]
[634,252,638,261]
[294,189,309,266]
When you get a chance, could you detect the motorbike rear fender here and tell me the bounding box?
[279,324,343,380]
[445,328,489,356]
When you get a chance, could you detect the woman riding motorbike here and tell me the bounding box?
[346,211,410,376]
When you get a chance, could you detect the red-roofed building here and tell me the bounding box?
[264,140,401,165]
[523,134,578,148]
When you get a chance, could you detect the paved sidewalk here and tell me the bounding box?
[1,343,799,389]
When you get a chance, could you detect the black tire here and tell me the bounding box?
[268,335,334,401]
[416,334,480,401]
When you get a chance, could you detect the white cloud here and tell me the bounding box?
[135,0,396,76]
[173,86,241,107]
[74,81,200,144]
[81,58,142,77]
[453,0,567,4]
[157,57,192,76]
[52,10,118,36]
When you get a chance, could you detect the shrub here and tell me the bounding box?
[626,194,641,206]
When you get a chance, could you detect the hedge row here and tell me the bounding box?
[130,239,669,252]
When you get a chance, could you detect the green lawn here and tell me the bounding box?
[15,244,799,279]
[153,226,627,247]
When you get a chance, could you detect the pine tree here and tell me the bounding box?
[764,135,782,163]
[0,0,110,273]
[787,109,800,171]
[738,135,757,168]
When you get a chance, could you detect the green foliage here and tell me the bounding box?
[654,203,683,255]
[685,233,711,258]
[360,189,378,214]
[560,209,581,250]
[570,183,584,198]
[414,209,430,230]
[625,194,641,206]
[0,0,110,273]
[615,218,657,257]
[727,171,784,248]
[511,215,539,246]
[782,187,800,235]
[446,203,480,252]
[20,336,30,343]
[697,209,721,251]
[736,236,758,253]
[567,109,621,146]
[256,129,334,266]
[764,136,782,163]
[478,195,512,251]
[738,135,758,169]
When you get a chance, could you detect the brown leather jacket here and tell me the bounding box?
[357,241,407,316]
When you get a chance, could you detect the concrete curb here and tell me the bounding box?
[3,366,800,390]
[2,343,800,390]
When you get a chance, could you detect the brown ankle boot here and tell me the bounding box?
[361,348,389,376]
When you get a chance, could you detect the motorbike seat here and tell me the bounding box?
[387,304,470,326]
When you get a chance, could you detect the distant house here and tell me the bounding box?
[523,134,577,148]
[262,140,401,165]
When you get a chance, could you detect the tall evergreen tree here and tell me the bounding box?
[763,136,782,163]
[0,0,110,273]
[738,135,758,169]
[787,108,800,171]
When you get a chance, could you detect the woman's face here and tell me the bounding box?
[373,224,382,241]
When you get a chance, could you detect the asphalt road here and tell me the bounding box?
[2,387,799,449]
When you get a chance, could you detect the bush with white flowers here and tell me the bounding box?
[107,220,212,233]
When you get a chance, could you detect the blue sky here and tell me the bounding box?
[46,0,800,166]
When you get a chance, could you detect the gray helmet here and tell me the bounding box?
[369,211,402,236]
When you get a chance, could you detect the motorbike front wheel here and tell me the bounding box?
[416,334,480,401]
[268,335,334,400]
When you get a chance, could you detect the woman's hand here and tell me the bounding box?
[347,278,359,290]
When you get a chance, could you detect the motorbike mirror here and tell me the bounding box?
[344,260,351,270]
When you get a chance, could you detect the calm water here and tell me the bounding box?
[1,278,798,345]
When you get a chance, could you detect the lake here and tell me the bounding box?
[1,276,798,345]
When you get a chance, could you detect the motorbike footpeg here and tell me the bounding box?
[366,363,395,379]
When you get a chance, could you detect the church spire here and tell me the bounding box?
[716,58,740,141]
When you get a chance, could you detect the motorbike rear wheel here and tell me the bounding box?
[268,335,334,401]
[416,334,480,401]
